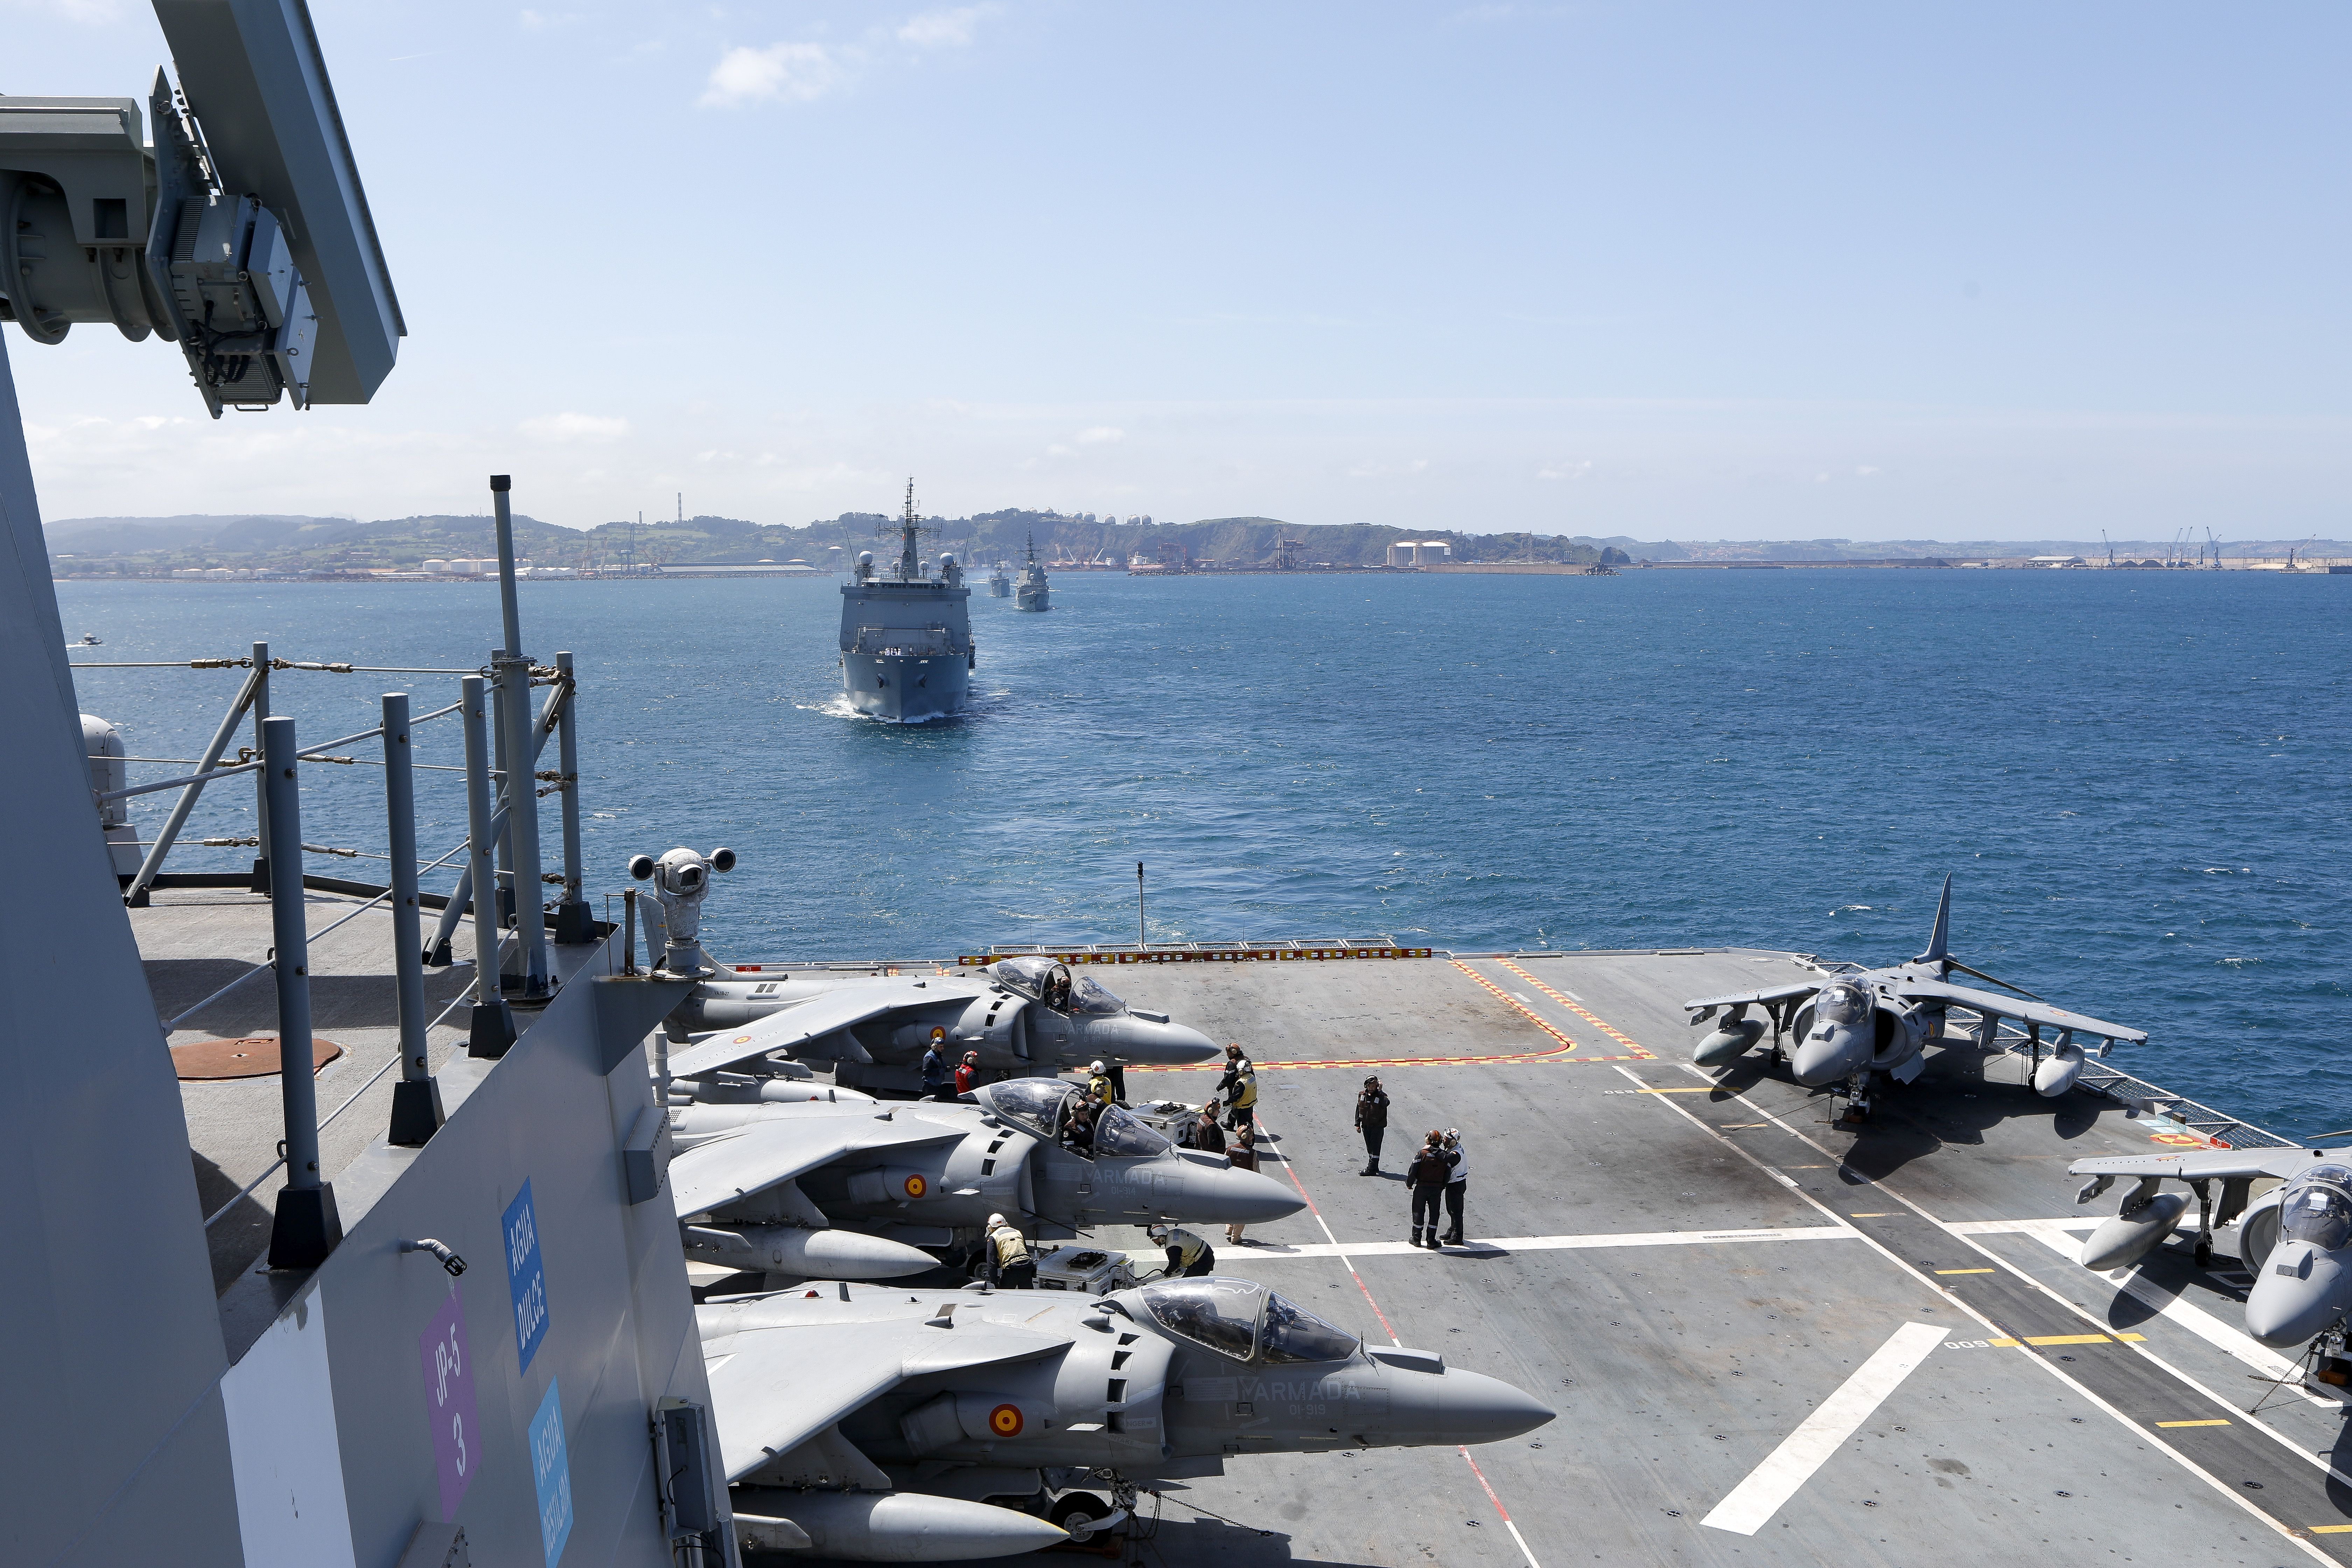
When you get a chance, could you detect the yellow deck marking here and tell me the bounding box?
[1497,957,1657,1058]
[1988,1338,2019,1348]
[2025,1334,2112,1346]
[2157,1420,2233,1428]
[1851,1212,1896,1218]
[2311,1525,2352,1534]
[1936,1268,1995,1275]
[1636,1087,1715,1094]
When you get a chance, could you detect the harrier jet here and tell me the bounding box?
[670,957,1220,1092]
[707,1274,1555,1560]
[1682,875,2147,1118]
[2065,1144,2352,1351]
[667,1077,1302,1282]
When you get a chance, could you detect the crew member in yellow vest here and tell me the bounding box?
[1147,1223,1215,1278]
[983,1213,1035,1289]
[1218,1044,1259,1130]
[1086,1060,1115,1105]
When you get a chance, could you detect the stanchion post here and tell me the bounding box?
[461,676,515,1057]
[383,692,443,1143]
[551,651,592,942]
[502,650,550,993]
[250,640,272,894]
[261,715,341,1268]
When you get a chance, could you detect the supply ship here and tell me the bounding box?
[837,481,974,722]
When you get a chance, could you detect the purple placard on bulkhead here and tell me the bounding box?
[418,1285,482,1520]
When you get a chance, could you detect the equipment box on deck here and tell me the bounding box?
[1036,1245,1135,1295]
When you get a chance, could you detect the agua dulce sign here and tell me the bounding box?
[503,1180,551,1371]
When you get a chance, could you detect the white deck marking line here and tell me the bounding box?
[2014,1228,2322,1400]
[1254,1112,1541,1568]
[1701,1321,1948,1535]
[1195,1227,1858,1261]
[1624,1062,2336,1565]
[1945,1217,2098,1235]
[1668,1062,2352,1536]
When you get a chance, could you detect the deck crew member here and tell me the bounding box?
[1407,1132,1451,1250]
[1148,1223,1215,1278]
[1440,1127,1469,1247]
[1226,1124,1260,1246]
[1086,1059,1116,1105]
[920,1032,954,1101]
[1355,1076,1390,1175]
[1218,1044,1259,1130]
[982,1214,1034,1289]
[954,1050,980,1096]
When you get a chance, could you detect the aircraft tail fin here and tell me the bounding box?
[1915,874,1953,966]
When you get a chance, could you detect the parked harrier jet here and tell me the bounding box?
[705,1274,1555,1560]
[1682,875,2148,1118]
[667,1077,1302,1282]
[667,955,1220,1092]
[2066,1143,2352,1350]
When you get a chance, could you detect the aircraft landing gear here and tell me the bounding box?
[1837,1073,1872,1125]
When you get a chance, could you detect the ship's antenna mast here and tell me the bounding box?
[880,477,932,580]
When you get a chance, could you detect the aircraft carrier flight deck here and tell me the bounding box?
[141,882,2350,1567]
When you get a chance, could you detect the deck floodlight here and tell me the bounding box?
[0,0,403,416]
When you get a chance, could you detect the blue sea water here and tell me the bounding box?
[57,568,2347,1134]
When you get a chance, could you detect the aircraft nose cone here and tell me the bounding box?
[1107,1017,1221,1066]
[1790,1026,1867,1086]
[1436,1369,1557,1444]
[1200,1163,1307,1224]
[2244,1242,2346,1349]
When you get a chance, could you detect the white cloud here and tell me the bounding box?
[896,4,997,48]
[701,42,846,107]
[1538,460,1593,480]
[520,412,629,442]
[1075,426,1125,445]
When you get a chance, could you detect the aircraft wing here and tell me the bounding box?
[2067,1147,2321,1182]
[669,1115,963,1216]
[668,977,950,1077]
[1684,982,1819,1016]
[1893,979,2148,1044]
[701,1313,1074,1480]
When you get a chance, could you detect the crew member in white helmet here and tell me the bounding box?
[982,1213,1034,1289]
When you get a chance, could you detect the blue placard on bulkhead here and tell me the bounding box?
[528,1377,574,1567]
[503,1180,550,1372]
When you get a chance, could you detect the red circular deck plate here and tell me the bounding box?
[171,1036,345,1081]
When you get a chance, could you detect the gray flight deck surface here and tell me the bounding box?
[137,892,2352,1565]
[890,949,2346,1568]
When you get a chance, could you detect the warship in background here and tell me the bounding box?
[838,481,974,722]
[987,558,1011,597]
[1014,531,1052,611]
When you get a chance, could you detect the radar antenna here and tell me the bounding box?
[878,478,935,580]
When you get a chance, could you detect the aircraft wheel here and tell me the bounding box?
[1052,1492,1118,1542]
[2195,1239,2213,1266]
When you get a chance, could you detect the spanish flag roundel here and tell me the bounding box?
[902,1174,928,1199]
[988,1403,1023,1437]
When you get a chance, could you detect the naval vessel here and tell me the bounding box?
[838,482,975,723]
[1014,533,1051,612]
[988,559,1012,597]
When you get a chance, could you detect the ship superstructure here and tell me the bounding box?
[838,481,974,722]
[1014,530,1052,611]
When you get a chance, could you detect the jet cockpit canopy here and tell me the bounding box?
[975,1076,1076,1139]
[1135,1278,1361,1365]
[2282,1163,2352,1251]
[988,957,1127,1015]
[1815,980,1871,1027]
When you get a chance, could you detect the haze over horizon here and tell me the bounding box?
[8,2,2347,541]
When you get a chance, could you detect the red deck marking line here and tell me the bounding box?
[1497,958,1657,1059]
[1451,959,1582,1053]
[1258,1110,1541,1568]
[1125,1041,1625,1073]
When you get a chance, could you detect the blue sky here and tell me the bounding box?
[8,2,2348,539]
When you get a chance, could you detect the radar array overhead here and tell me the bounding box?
[0,0,402,416]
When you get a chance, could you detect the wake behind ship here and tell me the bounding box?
[839,481,974,722]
